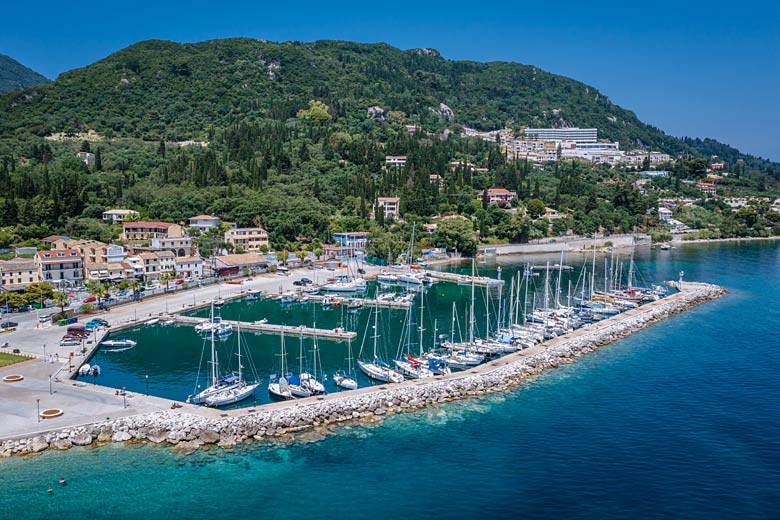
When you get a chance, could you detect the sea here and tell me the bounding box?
[1,241,778,519]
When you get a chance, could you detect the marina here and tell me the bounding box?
[0,244,727,450]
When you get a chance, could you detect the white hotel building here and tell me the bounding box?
[523,128,597,143]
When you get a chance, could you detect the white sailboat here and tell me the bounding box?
[188,304,244,404]
[203,324,261,406]
[334,337,358,390]
[268,330,294,400]
[394,291,434,379]
[358,304,404,383]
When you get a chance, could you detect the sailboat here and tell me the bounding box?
[357,304,404,383]
[334,337,358,390]
[290,329,325,398]
[203,324,261,406]
[188,303,244,404]
[394,291,434,379]
[268,330,294,400]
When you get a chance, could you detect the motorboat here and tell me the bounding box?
[145,318,159,326]
[101,337,137,349]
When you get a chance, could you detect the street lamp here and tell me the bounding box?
[43,343,47,362]
[36,398,40,423]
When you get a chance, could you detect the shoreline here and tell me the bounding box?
[672,235,780,245]
[0,281,726,458]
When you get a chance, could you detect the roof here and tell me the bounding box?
[175,256,203,263]
[333,231,369,237]
[40,235,69,243]
[0,258,36,270]
[214,253,265,267]
[378,196,400,202]
[103,209,138,215]
[36,249,82,262]
[123,221,175,228]
[189,215,220,221]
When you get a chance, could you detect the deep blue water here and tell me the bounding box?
[2,242,779,519]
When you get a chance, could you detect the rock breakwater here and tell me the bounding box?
[0,282,725,457]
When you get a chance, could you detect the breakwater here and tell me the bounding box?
[0,282,725,457]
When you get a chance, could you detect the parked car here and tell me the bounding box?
[293,280,304,286]
[1,321,19,329]
[175,279,184,285]
[300,278,313,285]
[83,296,97,303]
[0,306,13,314]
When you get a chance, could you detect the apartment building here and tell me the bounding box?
[224,227,269,253]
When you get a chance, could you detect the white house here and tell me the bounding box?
[102,209,139,224]
[658,207,673,222]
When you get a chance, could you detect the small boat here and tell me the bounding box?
[145,318,159,326]
[161,319,175,326]
[90,365,101,376]
[245,291,259,301]
[101,337,138,349]
[255,318,269,324]
[347,299,364,310]
[78,364,91,376]
[213,298,225,307]
[377,271,399,283]
[303,286,320,295]
[322,295,341,308]
[225,279,243,285]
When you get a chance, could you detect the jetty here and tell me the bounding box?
[172,316,357,340]
[425,271,504,286]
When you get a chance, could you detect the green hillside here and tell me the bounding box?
[0,38,777,250]
[0,38,770,169]
[0,54,48,94]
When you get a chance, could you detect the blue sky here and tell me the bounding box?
[2,0,779,161]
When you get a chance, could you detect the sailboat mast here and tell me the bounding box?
[373,303,379,358]
[210,303,217,386]
[496,266,503,330]
[544,261,550,310]
[237,324,242,382]
[419,290,425,356]
[628,228,636,289]
[469,259,475,343]
[556,252,564,308]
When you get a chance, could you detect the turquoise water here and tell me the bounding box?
[3,242,780,519]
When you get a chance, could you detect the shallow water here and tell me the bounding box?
[4,242,779,519]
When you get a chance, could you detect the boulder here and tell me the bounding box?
[70,432,93,446]
[30,436,49,453]
[52,438,72,450]
[112,431,132,442]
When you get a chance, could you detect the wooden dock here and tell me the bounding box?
[173,316,357,340]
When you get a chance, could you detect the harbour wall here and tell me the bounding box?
[0,282,725,456]
[481,233,651,256]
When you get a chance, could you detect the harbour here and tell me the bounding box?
[0,244,724,451]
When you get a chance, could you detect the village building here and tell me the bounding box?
[174,256,204,279]
[224,227,270,253]
[376,197,400,218]
[102,209,139,224]
[35,249,83,285]
[121,221,184,241]
[188,215,222,234]
[481,188,517,206]
[0,258,40,291]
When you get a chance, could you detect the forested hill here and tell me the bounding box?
[0,54,48,93]
[0,38,771,169]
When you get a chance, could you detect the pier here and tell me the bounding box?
[172,316,357,340]
[425,271,504,286]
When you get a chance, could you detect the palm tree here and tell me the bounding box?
[128,280,142,301]
[160,270,176,294]
[85,280,109,309]
[52,291,70,319]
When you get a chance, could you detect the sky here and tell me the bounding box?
[2,0,779,161]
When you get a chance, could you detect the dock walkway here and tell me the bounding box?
[173,316,357,340]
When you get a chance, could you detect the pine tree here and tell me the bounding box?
[94,148,102,171]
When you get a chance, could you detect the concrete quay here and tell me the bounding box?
[173,316,357,340]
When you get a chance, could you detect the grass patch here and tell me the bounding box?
[0,352,30,368]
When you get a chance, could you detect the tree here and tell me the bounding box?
[128,280,142,301]
[527,198,546,219]
[52,291,70,317]
[94,148,102,171]
[160,270,176,293]
[80,140,91,153]
[433,218,477,257]
[86,280,109,308]
[297,100,332,124]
